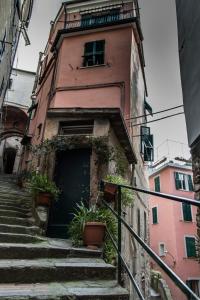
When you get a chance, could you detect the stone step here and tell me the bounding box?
[0,199,32,210]
[0,193,31,201]
[0,216,34,226]
[0,224,40,235]
[0,209,30,218]
[0,258,116,283]
[0,280,129,299]
[0,232,44,243]
[0,242,101,259]
[0,204,31,214]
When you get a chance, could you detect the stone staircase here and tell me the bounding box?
[0,175,129,299]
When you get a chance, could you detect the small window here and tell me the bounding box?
[144,211,147,240]
[137,209,141,237]
[152,207,158,224]
[83,40,105,67]
[0,78,4,96]
[59,120,94,136]
[8,78,13,90]
[186,280,200,298]
[37,123,42,138]
[0,30,6,61]
[182,203,192,222]
[159,243,166,256]
[174,172,193,191]
[154,176,160,192]
[185,237,196,258]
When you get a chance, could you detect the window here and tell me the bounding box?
[81,9,120,28]
[59,120,94,136]
[137,209,141,236]
[144,211,147,240]
[152,207,158,224]
[140,126,154,162]
[83,40,105,67]
[186,280,200,299]
[185,237,196,258]
[37,123,42,138]
[0,30,6,62]
[0,78,4,97]
[8,78,13,90]
[182,203,192,222]
[154,176,160,192]
[174,172,193,191]
[159,243,166,256]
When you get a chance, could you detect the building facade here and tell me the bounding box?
[0,68,35,174]
[149,162,200,299]
[22,1,151,298]
[0,0,34,109]
[175,0,200,257]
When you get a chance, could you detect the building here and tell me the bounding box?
[22,1,152,298]
[149,161,200,299]
[0,0,33,109]
[175,1,200,256]
[0,68,35,174]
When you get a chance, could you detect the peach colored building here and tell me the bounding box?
[149,162,200,299]
[22,1,152,298]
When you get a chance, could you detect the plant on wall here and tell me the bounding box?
[68,202,117,263]
[105,174,134,206]
[31,135,114,166]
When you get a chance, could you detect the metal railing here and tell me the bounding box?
[64,9,136,31]
[100,180,200,300]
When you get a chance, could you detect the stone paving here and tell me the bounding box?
[0,175,129,299]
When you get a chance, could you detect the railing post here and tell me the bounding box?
[117,186,122,284]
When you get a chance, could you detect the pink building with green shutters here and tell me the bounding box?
[149,161,200,299]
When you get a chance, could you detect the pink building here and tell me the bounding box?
[149,161,200,299]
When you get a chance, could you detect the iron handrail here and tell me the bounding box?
[101,180,200,300]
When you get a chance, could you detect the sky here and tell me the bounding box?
[14,0,191,161]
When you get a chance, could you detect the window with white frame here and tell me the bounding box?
[159,243,166,256]
[186,279,200,298]
[174,172,193,191]
[185,236,197,258]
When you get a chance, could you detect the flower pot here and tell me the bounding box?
[35,192,52,207]
[83,222,106,248]
[104,183,117,202]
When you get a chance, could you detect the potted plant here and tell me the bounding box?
[104,174,134,206]
[68,202,117,257]
[29,173,60,206]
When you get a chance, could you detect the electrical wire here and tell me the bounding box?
[131,112,184,127]
[126,104,184,121]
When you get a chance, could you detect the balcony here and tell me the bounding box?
[64,9,137,31]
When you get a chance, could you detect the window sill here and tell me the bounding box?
[183,257,197,260]
[79,64,107,69]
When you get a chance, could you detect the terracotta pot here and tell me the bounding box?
[83,222,106,248]
[104,183,117,202]
[36,192,52,207]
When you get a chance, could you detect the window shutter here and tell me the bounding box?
[182,203,192,221]
[186,237,196,257]
[154,177,160,192]
[152,207,158,224]
[174,172,181,189]
[188,175,193,191]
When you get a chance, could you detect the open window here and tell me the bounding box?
[83,40,105,67]
[140,126,154,162]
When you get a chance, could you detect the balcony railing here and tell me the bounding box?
[100,180,200,300]
[64,9,136,31]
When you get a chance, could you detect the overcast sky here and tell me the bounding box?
[15,0,190,160]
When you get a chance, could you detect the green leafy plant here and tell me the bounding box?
[68,202,117,263]
[29,173,60,200]
[105,174,134,206]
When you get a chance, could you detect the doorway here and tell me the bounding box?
[47,148,91,239]
[3,147,17,174]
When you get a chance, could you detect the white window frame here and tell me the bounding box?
[181,203,193,222]
[159,242,166,257]
[184,235,197,258]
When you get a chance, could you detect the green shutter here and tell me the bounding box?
[154,177,160,192]
[174,172,181,189]
[152,207,158,224]
[185,237,196,257]
[182,203,192,221]
[188,175,193,191]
